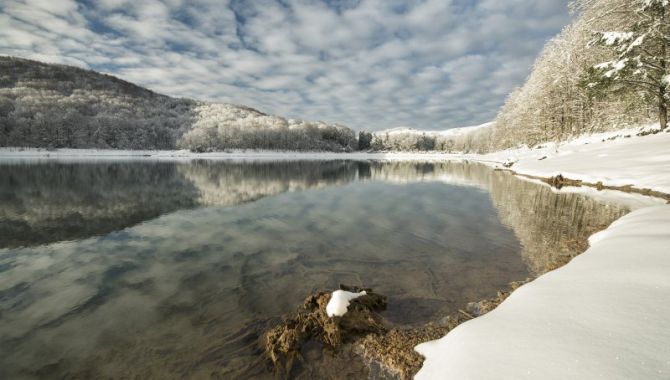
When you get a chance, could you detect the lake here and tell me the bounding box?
[0,160,634,379]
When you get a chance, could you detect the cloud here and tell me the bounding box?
[0,0,571,130]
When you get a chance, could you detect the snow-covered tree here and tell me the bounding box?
[488,0,659,152]
[585,0,669,129]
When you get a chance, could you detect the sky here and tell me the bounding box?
[0,0,571,131]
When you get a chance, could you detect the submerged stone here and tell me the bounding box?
[263,285,387,376]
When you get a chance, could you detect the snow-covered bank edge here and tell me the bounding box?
[415,205,670,379]
[479,124,670,195]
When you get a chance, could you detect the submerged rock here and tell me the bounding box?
[263,285,387,376]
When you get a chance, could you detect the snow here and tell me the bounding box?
[643,0,669,7]
[595,58,629,78]
[606,59,628,77]
[481,124,670,194]
[600,31,634,45]
[415,205,670,380]
[375,122,493,137]
[326,290,367,317]
[626,34,646,53]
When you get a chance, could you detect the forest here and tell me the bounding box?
[0,57,356,151]
[485,0,668,152]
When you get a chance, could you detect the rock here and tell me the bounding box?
[263,285,387,376]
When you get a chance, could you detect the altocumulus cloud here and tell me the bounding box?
[0,0,570,131]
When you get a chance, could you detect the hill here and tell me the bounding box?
[0,56,356,151]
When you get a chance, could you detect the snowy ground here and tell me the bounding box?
[481,125,670,194]
[415,205,670,380]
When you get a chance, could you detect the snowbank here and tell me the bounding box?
[482,126,670,194]
[326,290,367,317]
[415,205,670,380]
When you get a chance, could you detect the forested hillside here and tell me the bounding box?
[0,56,356,151]
[483,0,668,152]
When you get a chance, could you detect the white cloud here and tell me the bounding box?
[0,0,571,130]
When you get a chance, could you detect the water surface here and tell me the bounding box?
[0,160,632,379]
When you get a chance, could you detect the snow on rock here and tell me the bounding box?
[326,290,367,317]
[482,125,670,194]
[415,205,670,380]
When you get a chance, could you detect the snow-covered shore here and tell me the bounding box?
[415,205,670,379]
[481,125,670,194]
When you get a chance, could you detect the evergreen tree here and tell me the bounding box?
[357,131,372,150]
[584,0,669,129]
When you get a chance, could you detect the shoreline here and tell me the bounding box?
[352,207,618,378]
[498,169,670,203]
[265,210,612,379]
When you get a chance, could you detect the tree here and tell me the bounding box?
[585,0,669,129]
[415,133,435,151]
[358,131,372,150]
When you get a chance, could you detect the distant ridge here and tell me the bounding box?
[0,56,356,151]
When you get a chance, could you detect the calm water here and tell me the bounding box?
[0,160,632,379]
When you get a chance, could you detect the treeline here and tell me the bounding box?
[178,103,356,152]
[358,125,492,153]
[0,56,356,151]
